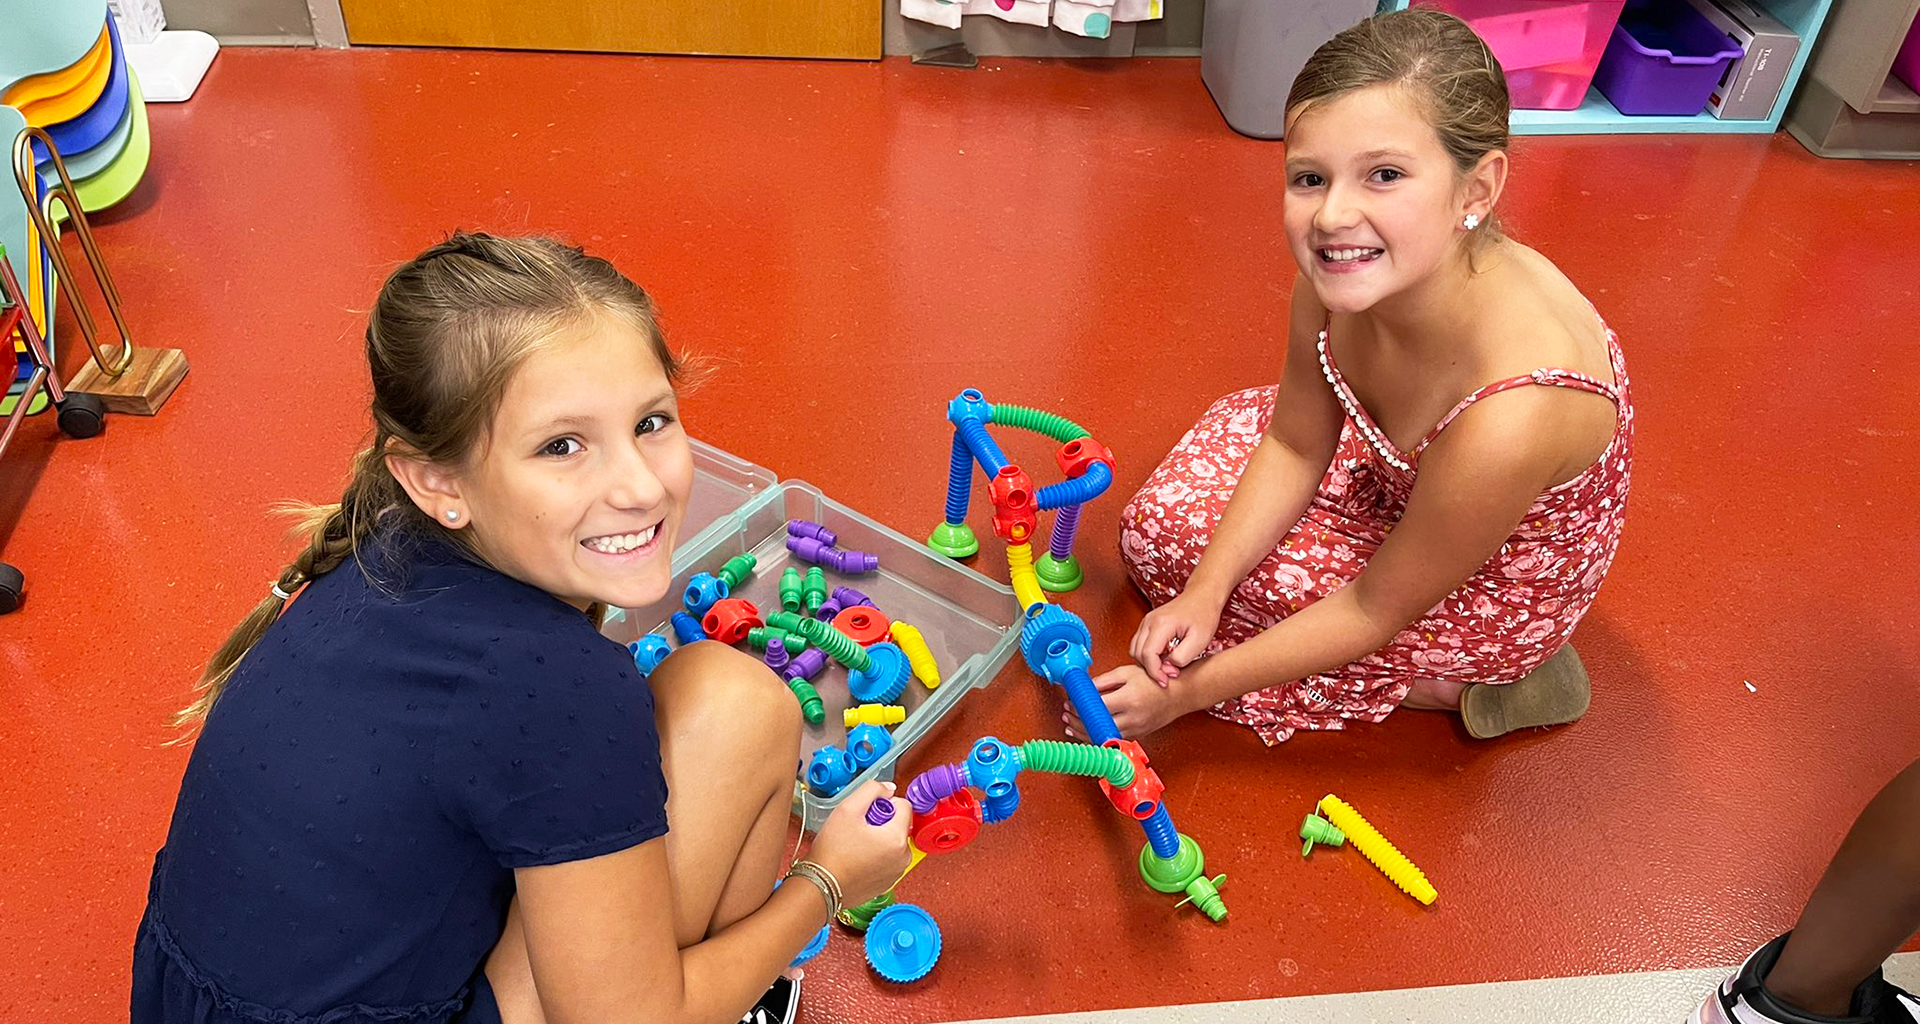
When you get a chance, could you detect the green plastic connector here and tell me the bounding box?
[1140,834,1228,922]
[748,627,808,655]
[1019,739,1134,788]
[795,616,871,673]
[926,522,980,559]
[1177,874,1229,922]
[767,610,805,634]
[803,567,828,613]
[838,890,895,931]
[1033,553,1084,593]
[786,678,825,725]
[1300,813,1346,857]
[718,553,757,589]
[779,567,803,612]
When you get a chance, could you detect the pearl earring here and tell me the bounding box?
[445,509,460,522]
[1463,213,1482,231]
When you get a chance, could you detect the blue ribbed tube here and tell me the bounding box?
[1060,666,1121,747]
[1048,503,1082,561]
[942,432,973,525]
[956,417,1010,477]
[1035,461,1112,511]
[1141,805,1181,858]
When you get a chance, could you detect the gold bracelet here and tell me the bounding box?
[785,860,841,921]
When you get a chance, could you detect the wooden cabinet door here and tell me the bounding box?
[341,0,882,59]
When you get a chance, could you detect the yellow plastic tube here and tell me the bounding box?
[888,621,942,690]
[1317,794,1436,906]
[1007,543,1048,613]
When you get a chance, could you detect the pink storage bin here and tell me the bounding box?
[1424,0,1630,109]
[1892,13,1920,95]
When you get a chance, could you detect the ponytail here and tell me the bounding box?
[173,438,403,730]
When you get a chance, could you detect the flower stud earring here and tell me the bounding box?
[1463,213,1482,231]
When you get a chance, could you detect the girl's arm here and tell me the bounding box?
[511,841,826,1024]
[1131,277,1345,681]
[1171,383,1590,710]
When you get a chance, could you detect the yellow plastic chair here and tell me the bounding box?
[5,21,113,126]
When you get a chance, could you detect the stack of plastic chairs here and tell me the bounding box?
[2,0,152,417]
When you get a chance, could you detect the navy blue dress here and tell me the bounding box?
[132,526,669,1024]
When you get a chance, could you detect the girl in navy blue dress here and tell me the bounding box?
[131,233,912,1024]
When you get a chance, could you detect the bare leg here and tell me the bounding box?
[1763,758,1920,1015]
[487,642,802,1020]
[1404,678,1467,711]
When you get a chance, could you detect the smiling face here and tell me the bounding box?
[455,311,693,611]
[1283,83,1495,315]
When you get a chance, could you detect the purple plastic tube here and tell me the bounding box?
[905,763,967,814]
[788,519,838,547]
[865,798,896,826]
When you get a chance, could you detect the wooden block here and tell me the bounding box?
[68,345,188,415]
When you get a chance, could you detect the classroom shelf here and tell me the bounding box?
[1385,0,1836,134]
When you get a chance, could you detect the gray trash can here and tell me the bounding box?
[1202,0,1382,139]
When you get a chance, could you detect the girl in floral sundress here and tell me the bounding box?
[1068,10,1634,746]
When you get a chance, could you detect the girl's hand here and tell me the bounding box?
[805,780,912,908]
[1063,665,1191,740]
[1130,590,1225,687]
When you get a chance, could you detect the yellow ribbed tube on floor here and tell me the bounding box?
[1007,543,1048,613]
[1317,794,1436,905]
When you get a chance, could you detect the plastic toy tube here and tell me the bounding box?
[941,433,973,527]
[1035,461,1113,512]
[1055,663,1182,860]
[1048,503,1083,561]
[1317,794,1437,905]
[1006,544,1048,614]
[1018,739,1134,787]
[904,763,966,814]
[956,416,1010,477]
[985,403,1089,443]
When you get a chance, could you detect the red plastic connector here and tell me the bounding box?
[832,605,893,646]
[1055,437,1116,480]
[911,790,984,853]
[1098,739,1165,821]
[702,598,764,644]
[989,465,1039,544]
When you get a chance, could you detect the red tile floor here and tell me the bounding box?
[2,48,1918,1024]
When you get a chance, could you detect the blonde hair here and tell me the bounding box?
[1288,7,1512,250]
[177,232,686,727]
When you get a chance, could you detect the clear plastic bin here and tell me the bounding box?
[1425,0,1628,110]
[602,448,1023,832]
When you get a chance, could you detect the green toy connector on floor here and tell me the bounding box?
[1138,833,1228,922]
[785,677,825,725]
[1300,813,1346,857]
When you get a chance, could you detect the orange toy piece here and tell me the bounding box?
[832,605,892,646]
[1097,739,1165,821]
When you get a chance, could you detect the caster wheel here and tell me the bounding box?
[55,394,107,439]
[0,562,23,615]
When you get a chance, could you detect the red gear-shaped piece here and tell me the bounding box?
[1055,437,1116,480]
[988,465,1039,544]
[832,605,893,646]
[911,789,984,854]
[1097,739,1165,821]
[702,598,763,644]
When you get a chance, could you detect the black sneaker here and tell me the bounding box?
[1695,933,1920,1024]
[739,975,799,1024]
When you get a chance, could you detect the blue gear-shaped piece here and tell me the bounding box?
[865,903,942,983]
[847,642,909,703]
[1019,604,1093,684]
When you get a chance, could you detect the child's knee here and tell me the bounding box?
[652,642,802,760]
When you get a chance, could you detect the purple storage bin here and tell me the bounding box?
[1892,14,1920,95]
[1592,0,1744,116]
